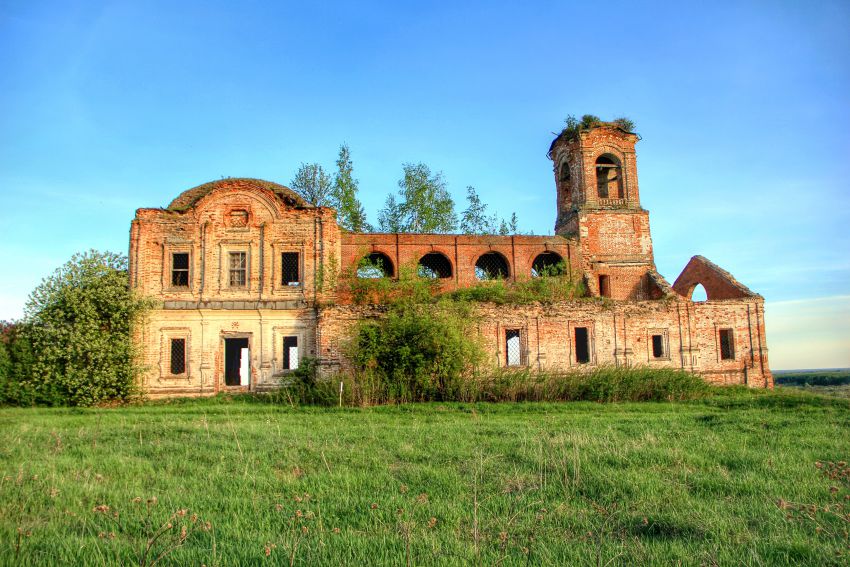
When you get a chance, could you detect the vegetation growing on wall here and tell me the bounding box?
[560,114,636,139]
[446,263,585,305]
[345,259,584,306]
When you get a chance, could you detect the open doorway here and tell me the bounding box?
[224,337,250,386]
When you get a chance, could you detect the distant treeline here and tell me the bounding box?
[775,370,850,387]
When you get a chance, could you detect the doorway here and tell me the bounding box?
[224,337,250,386]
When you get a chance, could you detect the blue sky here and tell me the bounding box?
[1,0,848,369]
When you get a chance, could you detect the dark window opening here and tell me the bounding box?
[575,327,590,364]
[171,253,189,287]
[505,329,522,366]
[170,338,186,375]
[475,252,509,280]
[559,161,571,182]
[595,155,623,200]
[281,252,300,285]
[224,337,249,386]
[418,252,453,279]
[229,252,247,287]
[598,275,611,298]
[651,334,664,359]
[283,336,298,370]
[531,252,564,278]
[719,329,735,360]
[357,252,394,278]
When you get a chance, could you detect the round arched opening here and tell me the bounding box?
[531,252,565,277]
[357,252,394,279]
[418,252,453,279]
[475,252,510,281]
[595,154,623,199]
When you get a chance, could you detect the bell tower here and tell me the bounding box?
[548,121,658,300]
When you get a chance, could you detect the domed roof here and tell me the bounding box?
[167,178,313,211]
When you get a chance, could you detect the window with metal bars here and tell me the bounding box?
[475,252,509,280]
[418,252,452,279]
[281,252,300,285]
[719,329,735,360]
[170,338,186,375]
[171,253,189,287]
[505,329,523,366]
[531,252,564,278]
[229,251,247,287]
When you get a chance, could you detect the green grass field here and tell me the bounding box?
[1,390,849,565]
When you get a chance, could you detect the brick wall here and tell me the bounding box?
[339,232,577,292]
[317,297,772,387]
[129,125,774,397]
[130,179,341,307]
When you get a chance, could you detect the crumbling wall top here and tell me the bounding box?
[672,255,760,300]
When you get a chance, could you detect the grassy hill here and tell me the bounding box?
[0,390,848,565]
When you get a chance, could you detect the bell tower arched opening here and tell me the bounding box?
[595,154,623,200]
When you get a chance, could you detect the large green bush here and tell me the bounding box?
[348,301,484,403]
[0,321,37,405]
[15,250,152,406]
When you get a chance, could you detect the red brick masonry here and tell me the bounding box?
[129,125,771,397]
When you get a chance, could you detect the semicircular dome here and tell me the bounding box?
[167,178,313,211]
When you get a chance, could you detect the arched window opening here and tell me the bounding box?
[357,252,394,279]
[531,252,565,278]
[418,252,453,279]
[475,252,510,281]
[691,283,708,302]
[559,161,571,183]
[595,155,623,200]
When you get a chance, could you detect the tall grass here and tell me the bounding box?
[273,365,713,407]
[458,366,712,403]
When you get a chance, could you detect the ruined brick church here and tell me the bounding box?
[129,124,772,397]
